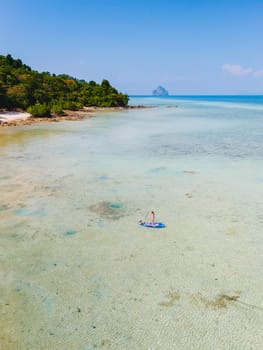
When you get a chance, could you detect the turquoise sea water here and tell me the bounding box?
[1,96,263,349]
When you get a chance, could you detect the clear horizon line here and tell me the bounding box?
[129,94,263,97]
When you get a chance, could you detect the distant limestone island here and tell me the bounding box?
[152,85,169,96]
[0,54,141,126]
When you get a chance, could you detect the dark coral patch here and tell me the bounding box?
[89,201,125,220]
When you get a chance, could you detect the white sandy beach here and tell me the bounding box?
[0,111,31,123]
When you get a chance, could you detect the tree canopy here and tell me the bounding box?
[0,54,129,116]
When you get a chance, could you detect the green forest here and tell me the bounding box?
[0,54,129,117]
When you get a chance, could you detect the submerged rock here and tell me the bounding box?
[89,201,125,220]
[64,230,77,236]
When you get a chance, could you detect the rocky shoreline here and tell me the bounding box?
[0,105,148,128]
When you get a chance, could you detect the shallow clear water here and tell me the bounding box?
[1,96,263,349]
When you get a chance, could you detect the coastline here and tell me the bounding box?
[0,105,148,128]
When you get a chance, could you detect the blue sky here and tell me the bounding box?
[1,0,263,94]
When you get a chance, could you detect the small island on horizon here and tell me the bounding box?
[152,85,169,96]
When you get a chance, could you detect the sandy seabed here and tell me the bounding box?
[1,102,263,349]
